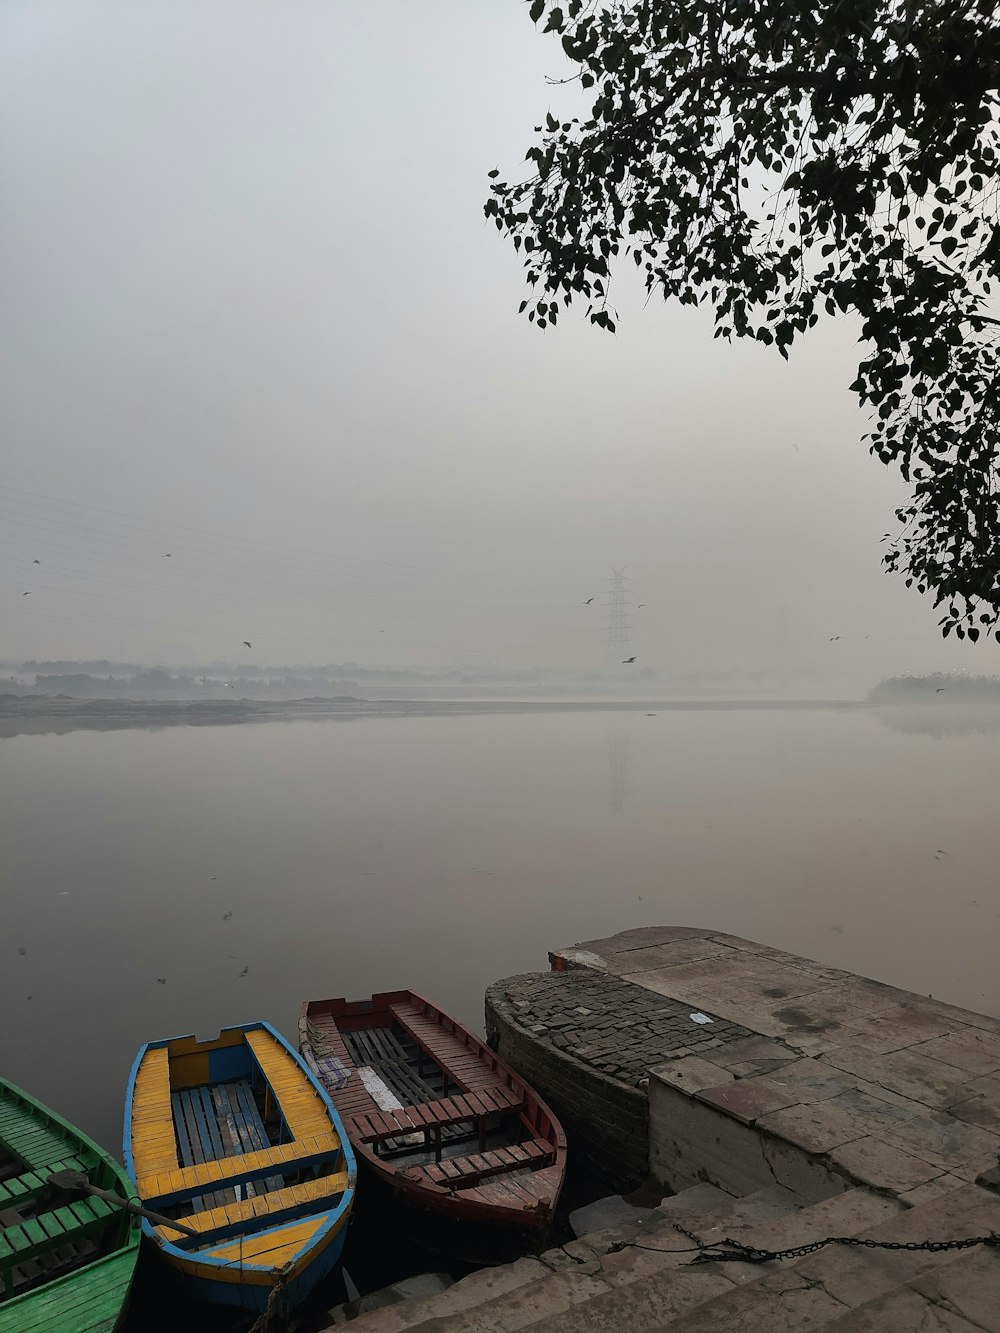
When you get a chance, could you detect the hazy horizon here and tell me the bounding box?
[3,1,997,679]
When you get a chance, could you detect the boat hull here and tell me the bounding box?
[123,1020,355,1315]
[301,991,567,1265]
[156,1205,351,1314]
[0,1078,140,1333]
[358,1162,549,1266]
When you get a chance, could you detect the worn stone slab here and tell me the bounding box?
[911,1030,1000,1077]
[792,1182,1000,1312]
[527,1268,736,1329]
[663,1269,848,1330]
[706,933,856,983]
[426,1269,611,1333]
[897,1174,968,1208]
[714,1194,906,1253]
[756,1099,877,1155]
[836,1004,960,1054]
[828,1136,943,1192]
[949,1093,1000,1135]
[651,1056,735,1094]
[568,1194,654,1240]
[619,937,732,970]
[821,1286,983,1331]
[909,1248,1000,1330]
[694,1078,800,1124]
[822,1044,974,1109]
[341,1258,548,1332]
[917,996,1000,1038]
[969,1072,1000,1099]
[877,1109,1000,1171]
[733,1056,856,1103]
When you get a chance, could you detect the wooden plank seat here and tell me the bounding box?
[141,1132,341,1211]
[0,1156,89,1210]
[389,1000,518,1097]
[419,1139,556,1190]
[129,1047,177,1180]
[155,1168,350,1246]
[349,1086,524,1148]
[244,1028,332,1143]
[0,1197,116,1269]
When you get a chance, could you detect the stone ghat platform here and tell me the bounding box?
[339,928,1000,1331]
[494,926,1000,1203]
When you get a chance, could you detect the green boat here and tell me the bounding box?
[0,1078,140,1332]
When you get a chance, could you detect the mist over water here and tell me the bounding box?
[3,705,998,1152]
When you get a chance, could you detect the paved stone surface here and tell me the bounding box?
[487,968,758,1089]
[822,1287,984,1331]
[552,927,1000,1203]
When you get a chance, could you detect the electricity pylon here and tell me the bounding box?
[605,568,633,662]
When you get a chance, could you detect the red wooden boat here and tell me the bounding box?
[299,991,566,1263]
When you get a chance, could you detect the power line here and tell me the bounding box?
[0,484,583,586]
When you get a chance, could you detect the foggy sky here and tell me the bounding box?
[1,1,991,682]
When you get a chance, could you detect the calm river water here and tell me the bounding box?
[3,704,999,1152]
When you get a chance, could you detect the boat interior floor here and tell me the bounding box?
[168,1078,283,1215]
[341,1025,528,1168]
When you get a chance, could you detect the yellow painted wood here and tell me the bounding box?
[156,1170,348,1242]
[199,1214,328,1267]
[137,1131,341,1200]
[169,1051,211,1090]
[130,1048,177,1178]
[244,1029,331,1140]
[166,1030,246,1057]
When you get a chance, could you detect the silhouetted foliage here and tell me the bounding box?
[487,0,1000,640]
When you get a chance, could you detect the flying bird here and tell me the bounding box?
[623,656,637,663]
[583,598,595,605]
[936,687,947,693]
[238,965,249,978]
[17,946,26,956]
[828,635,841,641]
[32,559,40,564]
[157,977,167,985]
[162,552,172,557]
[222,911,233,921]
[243,641,252,649]
[637,603,647,608]
[22,592,30,596]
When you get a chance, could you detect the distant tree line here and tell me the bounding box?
[869,673,1000,701]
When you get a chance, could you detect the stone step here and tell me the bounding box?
[653,1181,1000,1330]
[521,1187,901,1331]
[333,1184,745,1332]
[335,1181,1000,1332]
[339,1184,819,1332]
[820,1246,1000,1331]
[335,1258,552,1333]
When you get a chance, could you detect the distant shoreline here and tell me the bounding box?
[0,693,873,737]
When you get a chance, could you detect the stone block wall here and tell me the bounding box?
[485,980,649,1190]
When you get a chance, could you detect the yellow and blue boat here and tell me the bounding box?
[123,1021,355,1317]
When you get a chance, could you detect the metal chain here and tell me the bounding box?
[606,1225,1000,1267]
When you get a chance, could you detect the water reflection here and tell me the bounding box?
[606,727,630,819]
[2,706,999,1152]
[872,705,1000,739]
